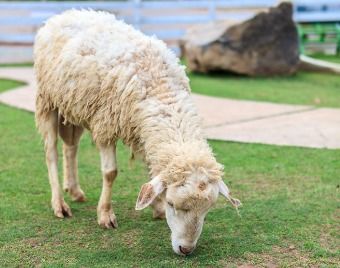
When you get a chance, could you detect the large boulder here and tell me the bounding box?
[180,2,300,76]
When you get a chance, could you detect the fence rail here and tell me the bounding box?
[1,0,340,55]
[0,1,278,10]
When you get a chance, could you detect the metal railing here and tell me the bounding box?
[0,0,277,53]
[1,0,340,54]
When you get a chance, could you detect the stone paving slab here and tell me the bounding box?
[0,67,36,111]
[193,94,313,128]
[0,46,33,64]
[206,108,340,149]
[0,67,339,149]
[0,85,36,112]
[0,67,36,82]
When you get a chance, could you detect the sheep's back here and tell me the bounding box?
[34,9,191,147]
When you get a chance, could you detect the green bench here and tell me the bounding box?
[297,23,340,54]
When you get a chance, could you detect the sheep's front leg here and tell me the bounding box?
[97,144,118,229]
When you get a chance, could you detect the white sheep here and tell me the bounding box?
[34,10,240,256]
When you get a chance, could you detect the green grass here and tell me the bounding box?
[188,55,340,108]
[0,80,339,267]
[0,62,33,68]
[310,54,340,64]
[0,78,25,93]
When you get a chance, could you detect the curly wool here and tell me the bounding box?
[34,10,223,183]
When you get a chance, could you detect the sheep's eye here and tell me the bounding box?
[167,202,174,207]
[180,208,190,213]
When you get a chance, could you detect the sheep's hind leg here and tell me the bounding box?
[41,110,72,218]
[58,116,85,202]
[97,144,118,229]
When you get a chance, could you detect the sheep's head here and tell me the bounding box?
[135,165,241,256]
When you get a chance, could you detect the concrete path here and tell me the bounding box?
[1,67,339,149]
[0,46,33,64]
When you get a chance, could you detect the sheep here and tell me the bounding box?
[34,9,241,256]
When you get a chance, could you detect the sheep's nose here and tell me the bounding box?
[179,246,194,255]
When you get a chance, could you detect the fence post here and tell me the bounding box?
[209,0,217,22]
[133,0,141,29]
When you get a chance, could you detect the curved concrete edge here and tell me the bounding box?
[299,55,340,74]
[0,67,340,149]
[0,67,36,112]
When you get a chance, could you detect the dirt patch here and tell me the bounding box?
[121,229,141,249]
[25,237,42,248]
[250,245,337,267]
[318,211,340,255]
[220,244,339,268]
[236,174,322,201]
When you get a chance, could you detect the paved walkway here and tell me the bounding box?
[0,46,33,64]
[0,67,339,149]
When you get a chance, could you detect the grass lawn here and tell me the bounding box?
[311,54,340,64]
[0,80,339,267]
[0,78,25,93]
[0,63,33,68]
[188,55,340,108]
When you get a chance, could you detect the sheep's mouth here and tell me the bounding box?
[179,245,195,256]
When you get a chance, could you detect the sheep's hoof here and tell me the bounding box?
[71,189,86,202]
[73,193,86,202]
[64,186,86,202]
[98,211,118,229]
[52,199,72,218]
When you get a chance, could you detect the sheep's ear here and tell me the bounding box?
[218,180,242,208]
[135,175,164,210]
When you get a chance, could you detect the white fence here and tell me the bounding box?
[1,0,340,55]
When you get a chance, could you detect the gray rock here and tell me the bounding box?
[180,2,300,76]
